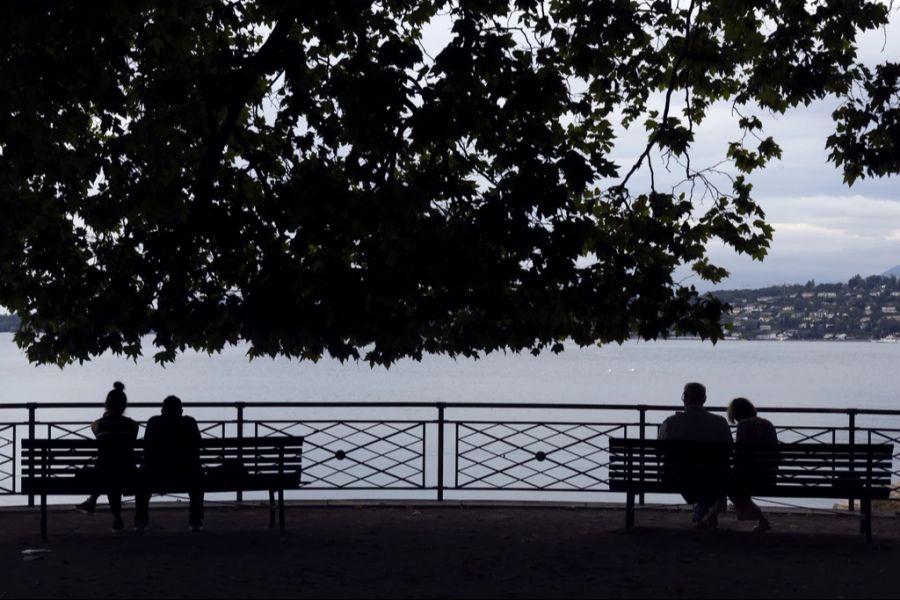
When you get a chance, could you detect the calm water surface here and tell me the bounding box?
[1,333,897,411]
[4,334,898,508]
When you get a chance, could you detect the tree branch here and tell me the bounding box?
[616,0,695,193]
[194,16,295,204]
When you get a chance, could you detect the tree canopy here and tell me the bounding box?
[1,0,898,365]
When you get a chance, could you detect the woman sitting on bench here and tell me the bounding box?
[728,397,778,533]
[91,381,139,532]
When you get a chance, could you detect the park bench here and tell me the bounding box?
[22,436,304,541]
[609,438,893,542]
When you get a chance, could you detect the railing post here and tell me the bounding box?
[236,402,245,503]
[638,405,647,506]
[437,403,446,502]
[848,409,857,513]
[27,403,36,507]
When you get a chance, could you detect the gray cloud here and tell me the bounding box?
[418,7,900,289]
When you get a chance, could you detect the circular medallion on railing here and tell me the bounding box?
[535,451,547,462]
[335,450,346,460]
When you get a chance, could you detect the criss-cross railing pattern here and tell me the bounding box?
[198,421,231,439]
[3,403,900,507]
[456,422,629,490]
[44,422,105,441]
[867,428,900,496]
[0,425,15,493]
[774,426,848,445]
[254,420,426,489]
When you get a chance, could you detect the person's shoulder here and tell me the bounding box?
[712,412,730,424]
[661,411,684,424]
[754,416,778,435]
[743,415,775,428]
[704,410,732,439]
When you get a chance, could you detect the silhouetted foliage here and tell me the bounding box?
[1,1,897,365]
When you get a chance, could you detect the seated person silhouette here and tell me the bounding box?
[728,396,779,532]
[657,382,733,528]
[77,381,135,515]
[91,381,139,532]
[135,395,204,532]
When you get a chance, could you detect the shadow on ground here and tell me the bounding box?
[1,504,897,598]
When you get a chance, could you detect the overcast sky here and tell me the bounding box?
[676,15,900,290]
[422,7,900,291]
[629,12,896,290]
[621,11,900,290]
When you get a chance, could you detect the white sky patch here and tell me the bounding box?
[416,7,900,291]
[683,194,900,291]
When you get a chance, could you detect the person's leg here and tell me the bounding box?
[731,495,762,520]
[134,490,150,528]
[75,493,100,513]
[730,495,770,531]
[692,495,716,524]
[108,492,124,530]
[189,489,204,530]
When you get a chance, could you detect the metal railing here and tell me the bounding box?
[2,402,899,509]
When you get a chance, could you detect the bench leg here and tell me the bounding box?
[625,491,635,530]
[860,500,865,535]
[40,493,47,542]
[268,490,275,529]
[278,488,285,533]
[863,498,873,543]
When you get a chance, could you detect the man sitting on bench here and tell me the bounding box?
[658,382,733,528]
[135,395,205,532]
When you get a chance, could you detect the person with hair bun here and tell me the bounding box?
[76,382,139,531]
[728,397,778,532]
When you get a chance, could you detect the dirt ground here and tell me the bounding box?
[0,501,897,598]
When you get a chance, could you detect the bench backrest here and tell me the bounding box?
[22,436,304,488]
[609,438,893,497]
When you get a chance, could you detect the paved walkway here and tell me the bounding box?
[1,502,898,598]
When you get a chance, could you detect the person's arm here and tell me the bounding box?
[143,417,161,455]
[722,417,734,443]
[183,417,201,457]
[186,417,201,443]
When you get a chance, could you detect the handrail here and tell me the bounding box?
[0,401,897,415]
[1,400,898,511]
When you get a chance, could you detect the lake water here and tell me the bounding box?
[3,334,898,508]
[0,333,900,409]
[2,333,899,411]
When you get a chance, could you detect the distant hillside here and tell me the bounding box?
[883,265,900,278]
[713,274,900,340]
[0,314,19,332]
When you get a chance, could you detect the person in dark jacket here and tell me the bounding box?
[134,395,204,531]
[90,382,139,531]
[728,397,778,532]
[76,381,136,515]
[658,382,733,528]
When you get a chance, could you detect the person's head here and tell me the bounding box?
[682,382,707,407]
[105,381,128,416]
[727,397,757,424]
[161,395,183,417]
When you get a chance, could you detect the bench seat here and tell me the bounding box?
[23,436,304,541]
[609,438,893,541]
